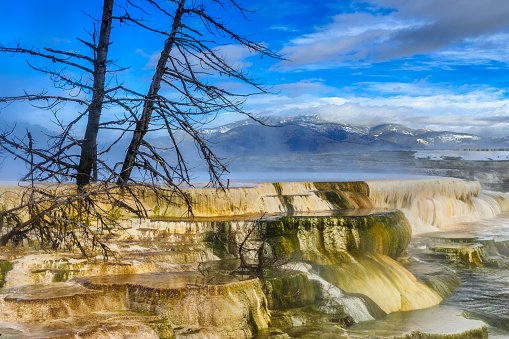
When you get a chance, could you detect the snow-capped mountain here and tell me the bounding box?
[201,117,501,155]
[202,116,397,155]
[364,123,483,148]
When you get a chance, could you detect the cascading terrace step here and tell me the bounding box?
[120,250,217,265]
[0,281,178,338]
[0,283,117,322]
[69,271,270,338]
[426,232,480,244]
[0,312,167,338]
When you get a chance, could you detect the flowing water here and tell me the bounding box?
[348,206,509,337]
[346,305,487,337]
[290,262,375,323]
[273,179,509,337]
[437,212,509,337]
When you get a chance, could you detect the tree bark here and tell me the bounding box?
[76,0,114,188]
[118,0,186,184]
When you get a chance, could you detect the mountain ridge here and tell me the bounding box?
[200,115,506,155]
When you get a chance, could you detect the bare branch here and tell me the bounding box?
[0,44,94,73]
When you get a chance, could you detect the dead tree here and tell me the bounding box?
[0,0,150,254]
[1,0,282,188]
[76,0,114,187]
[0,0,132,188]
[0,0,280,256]
[117,0,283,185]
[0,0,157,255]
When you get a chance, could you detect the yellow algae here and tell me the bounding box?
[73,272,270,339]
[1,179,506,226]
[0,282,124,323]
[319,254,442,314]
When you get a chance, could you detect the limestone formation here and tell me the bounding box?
[0,178,507,338]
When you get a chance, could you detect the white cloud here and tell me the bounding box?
[214,44,254,69]
[275,0,509,69]
[275,78,336,97]
[136,44,254,73]
[270,26,298,32]
[243,81,509,137]
[136,49,161,70]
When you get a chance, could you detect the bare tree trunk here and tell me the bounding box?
[77,0,114,188]
[118,0,186,185]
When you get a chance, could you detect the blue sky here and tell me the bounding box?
[1,0,509,137]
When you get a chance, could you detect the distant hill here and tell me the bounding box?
[204,116,396,155]
[200,116,504,156]
[364,123,483,148]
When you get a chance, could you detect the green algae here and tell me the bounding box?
[158,203,413,268]
[262,211,411,261]
[203,212,409,264]
[267,273,316,310]
[0,259,13,287]
[148,319,175,339]
[356,211,412,259]
[316,190,356,209]
[273,183,283,195]
[203,221,239,258]
[269,235,300,258]
[51,269,79,283]
[313,181,374,209]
